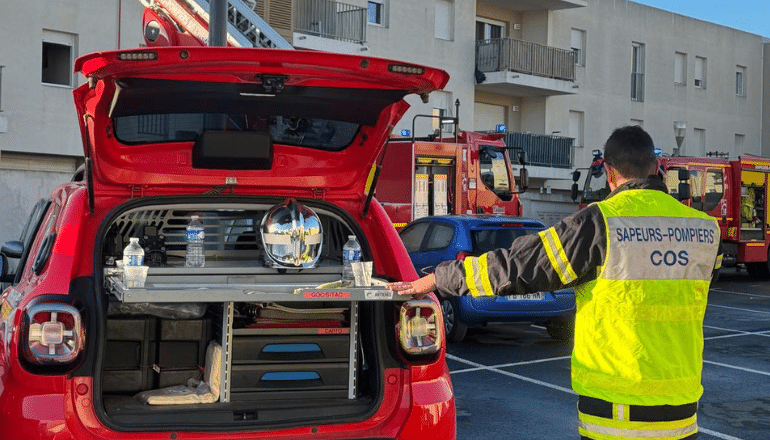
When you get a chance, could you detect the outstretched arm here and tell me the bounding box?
[385,273,436,300]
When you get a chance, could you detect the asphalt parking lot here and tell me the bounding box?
[446,267,770,440]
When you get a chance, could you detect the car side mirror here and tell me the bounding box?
[571,183,579,202]
[572,170,581,182]
[518,168,529,191]
[1,241,24,259]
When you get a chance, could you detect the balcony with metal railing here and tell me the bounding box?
[500,132,574,180]
[475,38,578,97]
[294,0,366,45]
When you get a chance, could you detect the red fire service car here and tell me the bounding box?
[0,47,455,439]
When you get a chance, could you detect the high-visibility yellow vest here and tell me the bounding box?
[572,189,720,406]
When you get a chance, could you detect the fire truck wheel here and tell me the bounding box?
[441,298,468,343]
[746,262,770,279]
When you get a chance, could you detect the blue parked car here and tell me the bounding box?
[399,215,575,342]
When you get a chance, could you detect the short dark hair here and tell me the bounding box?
[603,125,656,179]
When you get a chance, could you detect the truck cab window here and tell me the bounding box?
[479,148,511,194]
[703,169,724,212]
[664,167,682,199]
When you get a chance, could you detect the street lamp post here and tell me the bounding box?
[673,121,686,156]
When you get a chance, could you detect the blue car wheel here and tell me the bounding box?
[441,298,468,343]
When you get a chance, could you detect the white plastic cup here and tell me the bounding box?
[124,265,149,288]
[351,261,373,287]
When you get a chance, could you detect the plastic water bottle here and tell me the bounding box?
[185,215,205,268]
[342,235,361,281]
[123,237,145,286]
[123,237,144,267]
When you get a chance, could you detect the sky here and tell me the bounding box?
[632,1,770,38]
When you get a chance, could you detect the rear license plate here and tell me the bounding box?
[503,292,545,301]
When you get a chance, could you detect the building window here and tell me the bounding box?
[476,18,505,41]
[571,29,586,67]
[367,1,384,26]
[431,91,454,133]
[42,30,76,87]
[674,52,686,85]
[631,43,645,102]
[694,56,706,89]
[569,111,584,147]
[736,66,746,96]
[435,0,454,41]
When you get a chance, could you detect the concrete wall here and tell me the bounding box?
[0,0,144,242]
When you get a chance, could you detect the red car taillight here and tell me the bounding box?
[397,299,442,356]
[21,303,83,366]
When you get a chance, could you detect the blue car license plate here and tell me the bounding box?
[503,292,545,301]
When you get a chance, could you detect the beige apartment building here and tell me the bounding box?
[1,0,768,241]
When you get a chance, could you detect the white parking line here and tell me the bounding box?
[450,355,571,374]
[711,288,770,298]
[704,325,770,340]
[707,303,770,314]
[447,353,748,440]
[703,360,770,377]
[446,353,575,394]
[699,427,746,440]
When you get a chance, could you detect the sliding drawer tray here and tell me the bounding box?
[232,334,351,364]
[105,265,405,303]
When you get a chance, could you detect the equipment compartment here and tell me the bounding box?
[96,201,390,428]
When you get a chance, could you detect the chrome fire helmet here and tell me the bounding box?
[260,199,323,268]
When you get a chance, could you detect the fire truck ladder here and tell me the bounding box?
[195,0,293,48]
[141,0,293,49]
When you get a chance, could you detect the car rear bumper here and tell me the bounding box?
[0,369,455,440]
[455,289,575,325]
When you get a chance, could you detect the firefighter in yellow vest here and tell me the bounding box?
[387,125,722,440]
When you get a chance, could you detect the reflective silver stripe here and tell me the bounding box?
[614,403,626,421]
[539,229,577,284]
[603,217,719,281]
[464,257,494,297]
[578,419,698,439]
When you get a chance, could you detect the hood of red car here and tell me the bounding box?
[73,47,448,197]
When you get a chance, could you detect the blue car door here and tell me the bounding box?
[410,222,457,276]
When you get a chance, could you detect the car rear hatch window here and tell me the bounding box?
[471,221,543,254]
[73,47,449,195]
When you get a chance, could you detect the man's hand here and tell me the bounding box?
[385,274,437,300]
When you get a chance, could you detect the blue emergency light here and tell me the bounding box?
[495,124,507,133]
[400,129,411,137]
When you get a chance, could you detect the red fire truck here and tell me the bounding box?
[376,131,528,230]
[574,150,770,277]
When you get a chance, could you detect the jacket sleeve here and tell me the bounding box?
[433,205,607,297]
